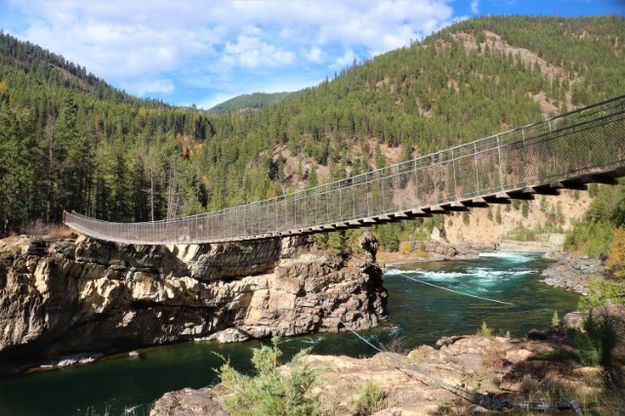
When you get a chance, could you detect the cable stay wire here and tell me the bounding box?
[389,270,515,306]
[338,319,584,415]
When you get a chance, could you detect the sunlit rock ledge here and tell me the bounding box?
[0,232,387,375]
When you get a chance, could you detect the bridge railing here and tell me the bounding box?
[65,94,625,245]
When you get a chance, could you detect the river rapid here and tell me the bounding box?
[0,252,578,416]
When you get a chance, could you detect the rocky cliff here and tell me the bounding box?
[0,233,387,374]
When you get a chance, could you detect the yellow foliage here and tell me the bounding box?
[606,228,625,278]
[0,80,7,94]
[137,107,149,118]
[399,241,412,255]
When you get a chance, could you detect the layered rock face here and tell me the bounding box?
[0,234,387,374]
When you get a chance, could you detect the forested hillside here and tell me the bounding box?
[0,31,216,229]
[0,15,624,234]
[209,92,293,113]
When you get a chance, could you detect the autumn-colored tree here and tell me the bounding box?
[606,228,625,279]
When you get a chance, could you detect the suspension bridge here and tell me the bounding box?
[64,94,625,245]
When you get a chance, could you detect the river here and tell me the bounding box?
[0,252,578,416]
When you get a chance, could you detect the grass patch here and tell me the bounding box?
[352,381,387,416]
[529,349,578,362]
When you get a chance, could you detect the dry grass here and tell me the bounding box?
[380,336,410,356]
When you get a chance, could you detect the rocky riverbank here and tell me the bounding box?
[150,312,625,416]
[540,252,606,295]
[0,233,387,375]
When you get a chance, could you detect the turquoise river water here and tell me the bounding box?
[0,252,578,416]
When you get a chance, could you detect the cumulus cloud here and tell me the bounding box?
[223,35,295,68]
[306,46,325,63]
[2,0,457,101]
[331,49,357,70]
[128,79,176,96]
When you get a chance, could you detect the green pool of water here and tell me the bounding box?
[0,252,578,416]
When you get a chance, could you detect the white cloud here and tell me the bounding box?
[471,0,480,14]
[306,46,325,63]
[127,79,175,96]
[331,49,357,70]
[4,0,457,99]
[223,35,295,68]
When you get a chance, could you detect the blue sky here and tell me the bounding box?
[1,0,623,109]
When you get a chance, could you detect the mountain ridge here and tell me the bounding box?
[1,16,624,246]
[209,91,295,113]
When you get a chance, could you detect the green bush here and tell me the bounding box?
[578,279,625,310]
[353,381,387,416]
[218,338,321,416]
[571,330,601,367]
[570,315,619,383]
[551,310,560,328]
[606,228,625,278]
[476,321,493,337]
[376,223,400,252]
[565,221,615,258]
[530,349,578,362]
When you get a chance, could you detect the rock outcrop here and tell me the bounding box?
[0,233,387,374]
[541,253,605,295]
[151,332,608,416]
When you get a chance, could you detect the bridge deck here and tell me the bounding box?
[65,94,625,245]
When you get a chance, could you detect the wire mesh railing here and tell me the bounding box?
[65,94,625,245]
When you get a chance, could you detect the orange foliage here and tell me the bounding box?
[606,227,625,279]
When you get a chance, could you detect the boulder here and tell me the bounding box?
[150,387,228,416]
[561,311,589,333]
[204,328,250,344]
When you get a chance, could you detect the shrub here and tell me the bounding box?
[477,321,493,337]
[605,227,625,278]
[530,349,578,362]
[462,211,470,225]
[380,336,409,355]
[521,200,530,218]
[570,315,619,383]
[353,381,387,416]
[551,310,560,328]
[578,279,625,310]
[377,223,400,252]
[565,221,614,258]
[572,330,601,367]
[218,338,321,416]
[328,230,353,257]
[399,241,412,255]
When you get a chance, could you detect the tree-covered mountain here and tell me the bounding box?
[209,92,294,113]
[1,15,624,233]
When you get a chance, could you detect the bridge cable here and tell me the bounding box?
[337,319,583,414]
[390,271,515,306]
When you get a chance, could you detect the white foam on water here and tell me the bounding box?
[385,267,535,282]
[466,267,534,280]
[478,252,533,263]
[384,268,412,276]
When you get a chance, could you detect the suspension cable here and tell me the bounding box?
[337,319,584,415]
[391,271,515,306]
